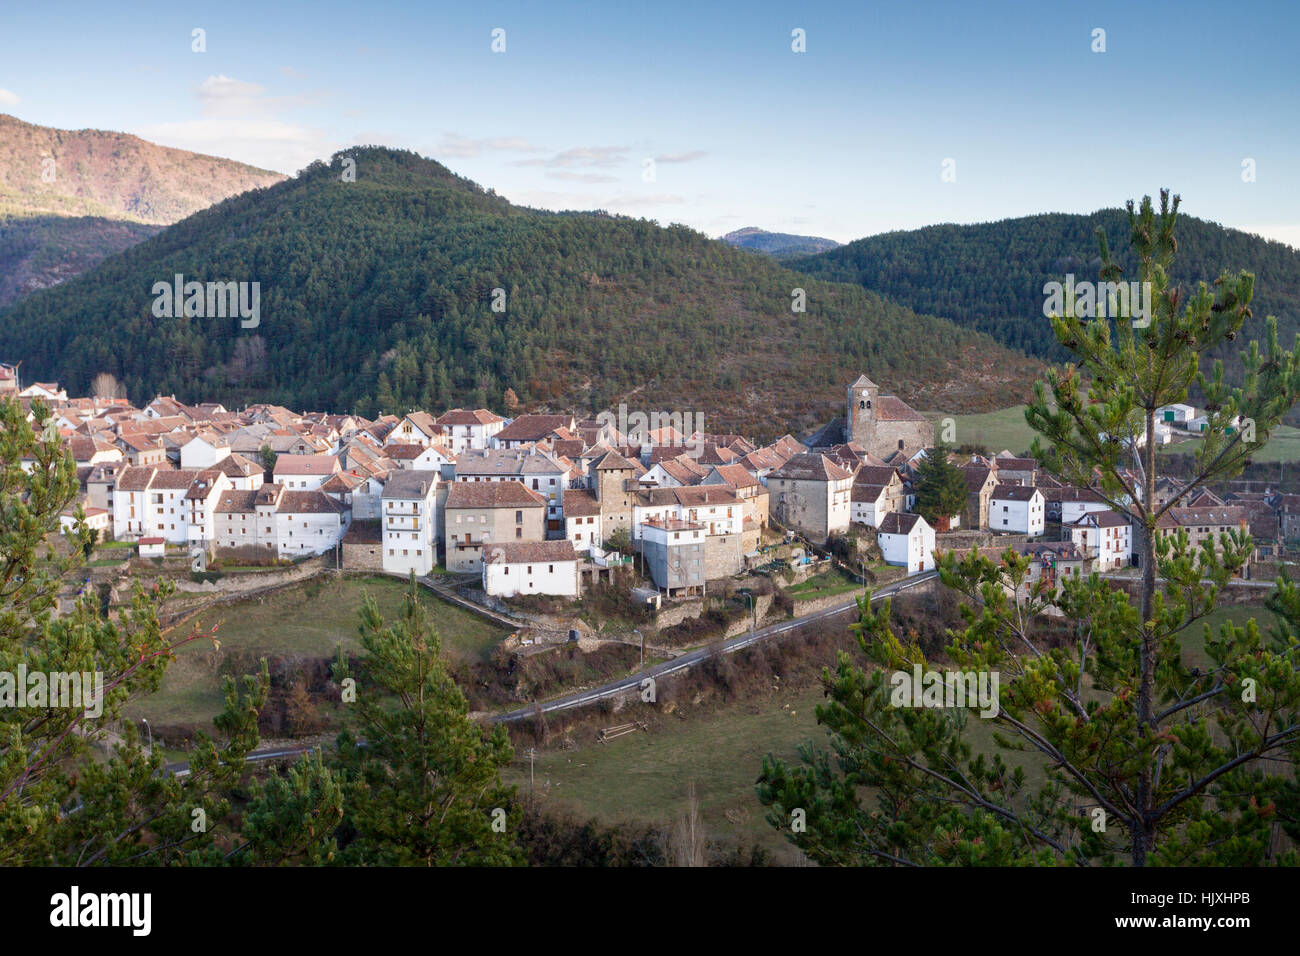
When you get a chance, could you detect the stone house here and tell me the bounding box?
[443,480,547,573]
[767,452,854,543]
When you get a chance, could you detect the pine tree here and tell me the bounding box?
[0,398,284,865]
[757,192,1300,866]
[331,578,523,865]
[912,445,968,530]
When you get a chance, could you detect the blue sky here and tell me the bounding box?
[2,0,1297,245]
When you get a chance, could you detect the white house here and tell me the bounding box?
[183,470,231,550]
[387,412,442,448]
[876,512,935,575]
[851,482,891,528]
[1067,510,1132,572]
[179,433,232,470]
[111,466,230,544]
[1187,414,1242,436]
[1060,492,1114,527]
[385,442,456,472]
[562,488,603,553]
[381,469,440,576]
[137,537,166,558]
[60,506,111,537]
[213,484,348,558]
[1158,403,1197,427]
[483,539,580,598]
[20,382,67,402]
[433,409,506,454]
[990,484,1045,537]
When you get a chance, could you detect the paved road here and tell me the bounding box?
[491,571,938,723]
[159,571,937,772]
[163,744,321,778]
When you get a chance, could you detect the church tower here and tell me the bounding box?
[847,374,878,447]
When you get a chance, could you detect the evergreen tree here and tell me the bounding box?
[912,445,968,529]
[331,578,523,865]
[757,192,1300,866]
[0,398,290,865]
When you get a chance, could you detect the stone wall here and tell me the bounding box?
[342,540,384,571]
[871,419,935,459]
[705,531,743,579]
[935,530,1032,555]
[653,598,706,630]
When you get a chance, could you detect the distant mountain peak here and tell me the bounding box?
[720,227,841,259]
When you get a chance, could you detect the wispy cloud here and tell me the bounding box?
[655,150,706,164]
[137,74,328,173]
[515,145,631,168]
[545,170,620,184]
[197,75,268,113]
[435,132,544,159]
[0,88,20,106]
[509,188,688,213]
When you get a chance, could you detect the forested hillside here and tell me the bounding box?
[791,209,1300,370]
[0,147,1039,438]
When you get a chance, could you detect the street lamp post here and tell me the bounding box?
[633,628,644,668]
[742,591,755,634]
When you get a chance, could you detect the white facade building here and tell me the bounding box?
[877,512,936,575]
[482,540,580,598]
[1068,510,1133,571]
[990,484,1046,536]
[381,470,440,576]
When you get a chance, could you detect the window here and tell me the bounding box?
[516,510,523,523]
[515,528,522,539]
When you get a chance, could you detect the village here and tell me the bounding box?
[1,362,1285,623]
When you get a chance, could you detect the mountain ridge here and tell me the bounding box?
[789,208,1300,369]
[0,113,287,305]
[0,146,1039,439]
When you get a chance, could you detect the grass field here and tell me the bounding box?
[125,574,507,726]
[1159,426,1300,463]
[507,681,1047,863]
[928,405,1300,463]
[925,406,1037,456]
[786,567,867,602]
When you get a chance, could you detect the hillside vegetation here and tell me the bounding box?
[0,147,1039,437]
[791,209,1300,376]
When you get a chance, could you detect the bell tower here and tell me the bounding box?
[847,374,878,447]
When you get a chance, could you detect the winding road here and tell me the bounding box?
[490,571,937,723]
[161,571,937,772]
